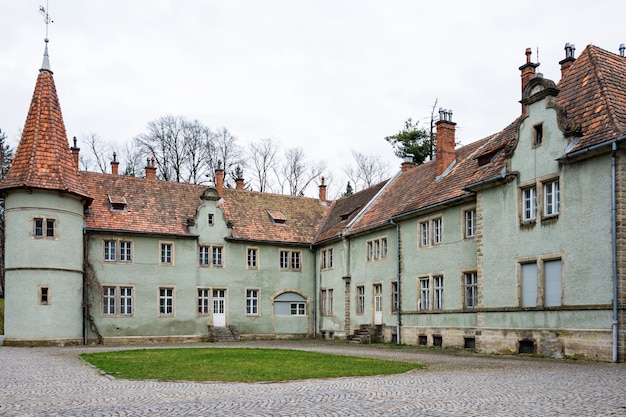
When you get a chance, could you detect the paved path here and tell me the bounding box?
[0,340,625,416]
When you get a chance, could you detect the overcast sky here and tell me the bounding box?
[1,1,624,197]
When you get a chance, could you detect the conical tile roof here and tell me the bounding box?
[0,46,91,203]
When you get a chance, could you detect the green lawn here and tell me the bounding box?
[81,347,423,382]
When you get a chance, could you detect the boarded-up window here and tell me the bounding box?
[544,260,562,306]
[521,263,538,307]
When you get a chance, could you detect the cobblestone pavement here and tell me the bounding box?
[1,340,625,416]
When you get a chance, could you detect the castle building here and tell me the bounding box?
[2,41,625,361]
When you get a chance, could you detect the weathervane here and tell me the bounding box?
[38,1,54,40]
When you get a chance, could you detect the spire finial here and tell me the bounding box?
[38,2,54,72]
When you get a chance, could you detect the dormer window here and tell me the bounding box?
[108,195,128,212]
[533,123,543,147]
[268,210,287,225]
[340,206,362,222]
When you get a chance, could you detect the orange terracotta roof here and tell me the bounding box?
[315,180,388,243]
[0,68,91,202]
[558,45,626,152]
[348,119,519,235]
[80,172,207,236]
[219,189,329,245]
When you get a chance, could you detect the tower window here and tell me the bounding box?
[33,217,56,239]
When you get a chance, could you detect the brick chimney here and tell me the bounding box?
[70,136,80,172]
[215,161,224,197]
[519,48,540,113]
[401,154,415,172]
[145,157,157,180]
[319,176,327,202]
[235,166,244,190]
[559,43,576,78]
[435,109,456,178]
[111,152,119,175]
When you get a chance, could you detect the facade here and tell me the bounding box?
[1,42,625,361]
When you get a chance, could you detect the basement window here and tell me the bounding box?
[464,337,476,349]
[418,335,428,346]
[108,195,128,212]
[519,339,535,354]
[433,335,443,347]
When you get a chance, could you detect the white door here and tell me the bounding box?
[212,289,226,327]
[374,284,383,325]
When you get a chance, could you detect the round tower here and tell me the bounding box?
[0,40,92,345]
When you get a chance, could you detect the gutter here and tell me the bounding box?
[557,135,626,163]
[611,142,619,362]
[391,193,475,223]
[390,219,401,344]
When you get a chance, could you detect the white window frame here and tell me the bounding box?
[32,216,56,239]
[212,246,224,267]
[366,237,388,261]
[356,285,365,314]
[321,248,334,270]
[120,241,132,262]
[464,208,476,238]
[522,185,537,222]
[104,239,133,263]
[104,240,117,262]
[247,247,259,269]
[391,281,399,313]
[419,277,430,311]
[543,179,560,217]
[246,288,260,315]
[197,288,210,315]
[464,271,478,309]
[433,275,444,310]
[290,302,306,316]
[420,221,430,247]
[102,285,134,317]
[433,218,443,245]
[279,249,302,271]
[321,288,334,316]
[159,287,175,316]
[160,242,174,266]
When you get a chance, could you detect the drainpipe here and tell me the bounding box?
[390,220,401,344]
[82,224,88,345]
[310,244,317,339]
[611,142,618,362]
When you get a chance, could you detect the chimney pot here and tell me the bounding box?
[145,156,157,180]
[215,161,224,197]
[620,43,625,57]
[235,166,244,190]
[318,176,327,202]
[520,47,540,113]
[111,152,119,175]
[70,136,80,172]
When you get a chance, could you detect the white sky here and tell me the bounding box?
[1,1,624,197]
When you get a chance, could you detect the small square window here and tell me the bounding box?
[247,247,258,269]
[208,213,214,226]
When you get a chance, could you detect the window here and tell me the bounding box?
[39,286,50,305]
[33,217,56,239]
[321,288,334,316]
[544,180,560,217]
[391,281,399,313]
[433,218,443,245]
[247,247,258,269]
[321,248,334,270]
[104,239,133,263]
[464,272,478,308]
[199,246,210,266]
[434,276,444,310]
[279,250,301,271]
[356,285,365,314]
[533,123,543,147]
[290,302,306,316]
[208,213,214,226]
[366,237,388,261]
[212,246,223,267]
[520,258,562,307]
[102,285,133,316]
[160,242,173,265]
[419,218,443,247]
[522,186,537,221]
[465,209,476,238]
[197,288,210,315]
[159,287,175,316]
[419,277,430,310]
[104,240,116,262]
[420,222,429,247]
[246,289,259,315]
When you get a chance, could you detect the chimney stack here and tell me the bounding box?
[319,176,327,202]
[235,166,244,190]
[70,136,80,172]
[620,43,625,58]
[519,48,540,113]
[215,160,224,197]
[111,152,119,175]
[401,154,415,172]
[145,157,157,180]
[435,108,456,178]
[559,43,576,78]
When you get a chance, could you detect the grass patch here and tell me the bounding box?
[81,347,422,382]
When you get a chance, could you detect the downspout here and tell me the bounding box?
[310,244,317,339]
[390,220,401,344]
[611,142,618,362]
[82,222,88,345]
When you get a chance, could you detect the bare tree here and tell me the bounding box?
[135,115,185,182]
[120,141,145,177]
[247,138,280,192]
[79,133,110,173]
[343,150,390,192]
[207,127,244,188]
[277,147,327,196]
[181,120,212,184]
